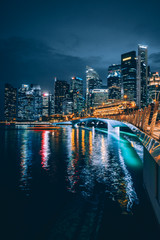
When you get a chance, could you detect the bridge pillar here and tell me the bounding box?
[108,123,119,135]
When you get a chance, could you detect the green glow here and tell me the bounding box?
[80,126,142,168]
[119,138,142,168]
[120,131,136,137]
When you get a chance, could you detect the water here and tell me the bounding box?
[1,126,159,240]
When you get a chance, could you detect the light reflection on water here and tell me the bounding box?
[19,131,32,195]
[66,127,140,213]
[4,126,159,240]
[40,130,50,170]
[18,127,141,212]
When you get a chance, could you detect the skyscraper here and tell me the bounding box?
[148,72,160,103]
[91,89,108,108]
[86,66,102,108]
[17,84,42,121]
[121,51,137,102]
[49,94,54,115]
[72,91,85,115]
[62,99,73,115]
[137,45,148,108]
[71,77,83,96]
[70,76,85,115]
[107,64,121,99]
[31,84,42,120]
[42,92,50,117]
[42,92,54,117]
[18,84,34,121]
[4,83,17,121]
[54,79,70,114]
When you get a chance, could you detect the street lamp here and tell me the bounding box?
[123,95,128,111]
[124,94,127,100]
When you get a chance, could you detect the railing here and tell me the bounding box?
[106,102,160,141]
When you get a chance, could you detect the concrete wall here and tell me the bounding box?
[125,122,160,224]
[143,148,160,224]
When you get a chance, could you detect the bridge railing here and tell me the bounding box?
[105,102,160,141]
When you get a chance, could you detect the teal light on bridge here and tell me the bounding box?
[120,140,142,168]
[120,131,137,137]
[95,127,142,168]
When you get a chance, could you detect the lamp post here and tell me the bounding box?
[123,95,127,111]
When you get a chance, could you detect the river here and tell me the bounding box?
[1,126,159,240]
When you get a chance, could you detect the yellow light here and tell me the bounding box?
[122,57,131,62]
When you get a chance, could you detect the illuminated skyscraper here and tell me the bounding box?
[62,99,73,115]
[91,89,108,108]
[31,84,42,120]
[54,79,70,114]
[72,91,85,115]
[50,94,54,115]
[42,92,54,116]
[71,77,83,95]
[86,66,102,108]
[70,76,85,115]
[137,44,148,108]
[18,84,42,121]
[4,83,17,121]
[121,51,137,102]
[148,72,160,102]
[42,92,50,117]
[107,64,121,99]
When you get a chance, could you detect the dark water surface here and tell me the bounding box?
[1,126,160,240]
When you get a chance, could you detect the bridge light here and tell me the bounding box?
[131,102,136,108]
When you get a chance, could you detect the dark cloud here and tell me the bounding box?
[0,37,87,88]
[0,0,160,118]
[149,53,160,72]
[149,53,160,64]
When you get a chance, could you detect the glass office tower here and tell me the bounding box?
[86,66,102,108]
[4,83,17,121]
[54,79,70,114]
[107,64,121,99]
[121,51,137,102]
[137,44,148,108]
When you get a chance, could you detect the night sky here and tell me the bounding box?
[0,0,160,117]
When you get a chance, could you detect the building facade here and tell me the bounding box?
[31,84,42,120]
[62,99,73,115]
[91,89,108,108]
[107,64,121,99]
[121,51,137,102]
[148,72,160,103]
[70,76,85,115]
[54,79,70,114]
[71,77,83,96]
[86,66,102,108]
[4,83,17,121]
[137,45,148,108]
[17,84,42,121]
[42,92,50,117]
[42,92,54,118]
[72,90,85,115]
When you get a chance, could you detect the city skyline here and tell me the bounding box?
[1,1,160,88]
[2,44,160,121]
[1,0,160,119]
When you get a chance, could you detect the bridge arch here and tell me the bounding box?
[72,118,132,134]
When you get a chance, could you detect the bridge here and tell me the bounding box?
[70,100,160,142]
[3,101,160,223]
[71,116,160,225]
[72,117,129,135]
